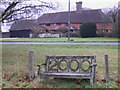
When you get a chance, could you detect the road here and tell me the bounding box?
[0,42,119,46]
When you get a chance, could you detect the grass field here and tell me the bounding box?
[1,37,119,42]
[0,44,2,88]
[2,44,119,88]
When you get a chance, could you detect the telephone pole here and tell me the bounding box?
[68,0,70,41]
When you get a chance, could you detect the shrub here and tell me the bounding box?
[96,30,105,37]
[80,22,97,38]
[69,32,80,37]
[97,30,112,37]
[57,27,68,33]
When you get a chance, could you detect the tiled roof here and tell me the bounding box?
[10,19,46,31]
[37,9,111,24]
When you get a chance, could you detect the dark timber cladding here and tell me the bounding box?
[9,20,34,38]
[10,29,31,38]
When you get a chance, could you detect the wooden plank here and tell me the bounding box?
[43,72,90,76]
[46,56,95,59]
[28,50,35,81]
[38,55,97,85]
[42,72,91,78]
[90,57,94,85]
[43,75,91,79]
[93,56,96,83]
[104,55,110,82]
[41,73,91,79]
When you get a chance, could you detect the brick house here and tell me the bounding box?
[37,1,112,36]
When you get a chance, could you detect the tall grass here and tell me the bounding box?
[2,45,119,88]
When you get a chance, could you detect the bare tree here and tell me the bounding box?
[109,7,119,37]
[0,0,58,23]
[0,0,58,33]
[104,6,119,37]
[108,6,119,23]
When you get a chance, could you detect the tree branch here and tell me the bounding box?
[2,2,19,18]
[0,0,58,23]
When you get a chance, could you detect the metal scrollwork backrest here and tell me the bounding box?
[46,56,95,73]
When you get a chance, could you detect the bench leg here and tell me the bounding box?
[37,74,41,82]
[90,78,93,85]
[37,65,41,82]
[93,77,96,84]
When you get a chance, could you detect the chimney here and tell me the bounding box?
[76,1,82,13]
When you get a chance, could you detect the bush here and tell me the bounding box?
[57,27,68,33]
[97,30,112,37]
[70,33,80,37]
[80,22,97,38]
[96,30,105,37]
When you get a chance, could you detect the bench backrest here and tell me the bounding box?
[44,56,96,74]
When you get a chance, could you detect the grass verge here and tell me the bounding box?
[1,37,119,42]
[2,45,119,88]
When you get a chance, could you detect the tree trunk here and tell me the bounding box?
[112,22,118,37]
[0,22,2,38]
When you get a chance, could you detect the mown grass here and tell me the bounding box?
[2,45,119,88]
[0,44,2,88]
[1,37,119,42]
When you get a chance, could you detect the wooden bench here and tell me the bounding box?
[37,55,97,85]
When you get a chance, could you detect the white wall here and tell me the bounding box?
[1,21,12,32]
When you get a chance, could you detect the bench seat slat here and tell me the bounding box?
[42,72,91,77]
[41,73,91,79]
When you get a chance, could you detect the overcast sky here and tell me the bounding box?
[1,0,119,32]
[43,0,119,11]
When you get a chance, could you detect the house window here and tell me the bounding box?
[106,30,108,32]
[70,29,74,32]
[56,23,61,26]
[46,24,51,26]
[65,23,68,26]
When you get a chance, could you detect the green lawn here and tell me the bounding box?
[2,44,119,88]
[0,44,2,88]
[1,37,119,42]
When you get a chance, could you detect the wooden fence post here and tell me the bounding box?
[29,50,35,81]
[104,55,110,82]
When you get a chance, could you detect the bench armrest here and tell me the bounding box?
[37,63,47,74]
[37,63,46,82]
[37,63,46,67]
[89,63,97,67]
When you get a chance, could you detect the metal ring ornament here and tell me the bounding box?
[59,59,68,71]
[69,59,79,72]
[81,59,90,72]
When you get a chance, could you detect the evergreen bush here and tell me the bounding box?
[80,22,97,38]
